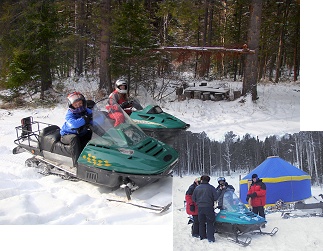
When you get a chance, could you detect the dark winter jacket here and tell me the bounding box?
[192,182,219,208]
[215,182,235,208]
[185,182,199,215]
[215,182,235,193]
[60,108,92,136]
[247,179,267,207]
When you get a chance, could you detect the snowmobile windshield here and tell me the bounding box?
[89,102,148,147]
[222,190,250,213]
[147,105,163,114]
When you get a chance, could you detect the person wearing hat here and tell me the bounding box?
[215,177,235,210]
[246,174,267,221]
[192,175,220,243]
[105,79,133,127]
[60,92,93,167]
[185,177,201,238]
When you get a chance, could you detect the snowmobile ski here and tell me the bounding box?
[106,198,172,213]
[251,227,279,236]
[282,211,323,218]
[226,235,252,247]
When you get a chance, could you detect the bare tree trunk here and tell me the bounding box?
[75,0,85,75]
[199,0,210,77]
[242,0,262,101]
[99,0,112,93]
[310,134,320,185]
[275,0,291,83]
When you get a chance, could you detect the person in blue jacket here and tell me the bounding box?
[60,92,93,167]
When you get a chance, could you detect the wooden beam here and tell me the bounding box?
[154,44,255,54]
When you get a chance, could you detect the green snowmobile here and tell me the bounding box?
[13,101,178,200]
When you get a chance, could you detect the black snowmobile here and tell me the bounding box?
[12,100,178,201]
[281,194,323,218]
[188,190,278,246]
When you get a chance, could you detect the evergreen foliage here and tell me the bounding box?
[0,0,300,100]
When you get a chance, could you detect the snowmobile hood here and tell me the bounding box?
[130,105,189,130]
[79,136,178,175]
[78,103,178,175]
[216,190,266,225]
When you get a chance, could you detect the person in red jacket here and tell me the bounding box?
[246,173,266,220]
[185,177,201,238]
[106,79,132,127]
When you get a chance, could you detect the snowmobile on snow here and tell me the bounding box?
[281,194,323,219]
[128,99,190,146]
[12,100,178,201]
[112,86,190,147]
[188,190,278,246]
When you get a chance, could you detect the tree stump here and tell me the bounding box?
[202,92,211,100]
[176,87,183,95]
[184,91,193,100]
[178,94,186,101]
[194,91,201,99]
[213,94,223,101]
[234,91,241,100]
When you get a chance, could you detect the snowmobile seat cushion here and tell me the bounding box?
[39,125,72,157]
[39,125,61,152]
[52,140,72,157]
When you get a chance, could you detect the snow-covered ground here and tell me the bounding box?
[0,78,318,251]
[173,175,323,251]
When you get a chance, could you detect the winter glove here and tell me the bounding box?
[82,114,92,125]
[120,101,129,109]
[246,195,250,202]
[190,204,195,212]
[250,192,257,198]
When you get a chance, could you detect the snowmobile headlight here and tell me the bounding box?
[118,148,134,155]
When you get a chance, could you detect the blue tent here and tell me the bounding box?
[239,156,312,206]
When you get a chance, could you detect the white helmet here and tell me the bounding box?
[115,79,128,94]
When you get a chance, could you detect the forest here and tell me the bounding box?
[0,1,307,180]
[173,131,323,186]
[0,0,300,104]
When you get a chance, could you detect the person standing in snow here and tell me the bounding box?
[246,174,267,220]
[192,175,220,243]
[185,177,201,238]
[106,79,133,127]
[215,177,235,210]
[60,92,93,167]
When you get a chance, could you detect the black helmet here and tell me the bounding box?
[67,92,86,110]
[217,177,226,184]
[115,79,128,94]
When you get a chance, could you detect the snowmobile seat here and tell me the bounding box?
[39,125,72,157]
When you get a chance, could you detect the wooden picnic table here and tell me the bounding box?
[183,86,230,101]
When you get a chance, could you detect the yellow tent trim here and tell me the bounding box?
[239,175,311,184]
